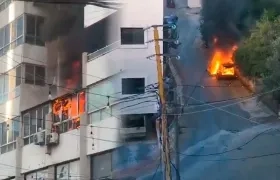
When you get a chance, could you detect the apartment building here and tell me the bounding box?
[0,0,163,179]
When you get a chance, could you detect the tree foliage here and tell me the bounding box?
[234,11,280,77]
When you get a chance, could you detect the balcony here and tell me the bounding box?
[88,41,120,62]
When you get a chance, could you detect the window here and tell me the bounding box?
[25,14,44,46]
[120,28,144,45]
[121,114,145,128]
[0,15,24,57]
[52,91,85,134]
[121,78,145,94]
[23,104,49,145]
[91,152,112,179]
[0,0,11,13]
[0,14,43,58]
[89,107,112,124]
[56,160,79,180]
[0,65,22,104]
[0,117,20,154]
[24,64,45,86]
[25,169,48,180]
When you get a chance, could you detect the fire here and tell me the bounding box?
[52,91,86,122]
[207,44,238,75]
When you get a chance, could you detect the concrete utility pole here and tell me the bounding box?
[153,26,172,180]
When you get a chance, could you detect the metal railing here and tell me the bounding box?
[87,40,121,62]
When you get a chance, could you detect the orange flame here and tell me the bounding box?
[52,91,85,119]
[207,44,238,75]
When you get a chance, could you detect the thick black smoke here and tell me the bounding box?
[200,0,250,48]
[44,5,84,96]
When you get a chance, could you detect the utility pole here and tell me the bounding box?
[145,17,180,179]
[153,26,172,180]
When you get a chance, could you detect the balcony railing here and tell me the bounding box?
[88,41,120,62]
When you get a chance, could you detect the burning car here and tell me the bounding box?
[216,62,237,80]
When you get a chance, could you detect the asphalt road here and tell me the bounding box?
[112,0,280,179]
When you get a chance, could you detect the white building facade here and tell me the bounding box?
[0,0,163,179]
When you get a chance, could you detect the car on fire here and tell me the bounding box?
[216,62,237,80]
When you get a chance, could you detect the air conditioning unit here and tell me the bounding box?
[34,131,45,146]
[46,132,59,145]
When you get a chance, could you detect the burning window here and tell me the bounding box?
[52,91,85,133]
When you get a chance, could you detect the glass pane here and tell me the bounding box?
[92,152,112,179]
[16,36,23,46]
[35,66,45,86]
[16,65,22,86]
[25,64,34,84]
[4,24,10,46]
[10,21,16,41]
[1,122,7,145]
[101,108,111,120]
[16,16,24,38]
[8,69,16,90]
[0,28,3,48]
[0,75,4,94]
[23,137,29,145]
[71,94,78,118]
[13,117,20,141]
[25,35,35,45]
[30,110,37,134]
[7,121,13,143]
[23,113,30,137]
[78,91,85,114]
[3,74,9,93]
[26,15,36,36]
[1,145,7,154]
[56,163,69,180]
[35,16,44,38]
[37,107,43,130]
[90,111,101,124]
[42,105,49,129]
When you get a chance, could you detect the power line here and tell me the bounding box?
[151,161,162,180]
[167,85,280,116]
[173,127,273,157]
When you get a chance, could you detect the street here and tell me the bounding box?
[112,0,280,179]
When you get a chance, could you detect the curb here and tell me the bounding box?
[236,68,279,115]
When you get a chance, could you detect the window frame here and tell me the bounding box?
[91,151,113,179]
[0,0,12,14]
[24,63,45,86]
[23,104,49,145]
[0,64,22,104]
[121,77,145,95]
[24,13,44,46]
[52,92,85,134]
[120,27,145,45]
[0,15,24,57]
[89,106,113,125]
[0,116,20,154]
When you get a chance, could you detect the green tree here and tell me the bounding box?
[263,35,280,100]
[234,11,280,77]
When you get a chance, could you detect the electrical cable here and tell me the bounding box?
[170,160,181,180]
[173,128,273,157]
[151,160,162,180]
[183,94,260,124]
[167,85,280,116]
[183,70,207,109]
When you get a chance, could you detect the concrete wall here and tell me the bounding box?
[0,149,16,178]
[21,129,80,173]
